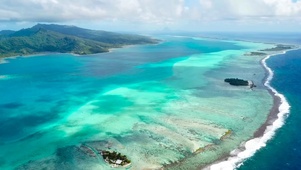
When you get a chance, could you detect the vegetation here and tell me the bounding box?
[260,44,293,52]
[0,30,15,37]
[245,52,267,56]
[31,24,158,45]
[224,78,249,86]
[101,150,131,166]
[0,24,159,58]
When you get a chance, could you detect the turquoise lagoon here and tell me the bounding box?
[0,36,274,169]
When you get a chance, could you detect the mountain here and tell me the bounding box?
[0,30,15,36]
[0,24,159,58]
[31,24,155,45]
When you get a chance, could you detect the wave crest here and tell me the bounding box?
[207,51,291,170]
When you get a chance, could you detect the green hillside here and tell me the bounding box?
[31,24,157,45]
[0,24,159,58]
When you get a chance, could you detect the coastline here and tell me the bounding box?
[0,40,162,63]
[0,50,123,64]
[205,47,298,170]
[0,52,65,64]
[252,49,293,138]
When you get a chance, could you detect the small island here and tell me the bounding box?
[100,150,131,167]
[224,78,249,86]
[224,78,256,89]
[244,52,267,56]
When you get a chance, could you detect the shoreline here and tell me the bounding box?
[0,40,162,64]
[0,52,67,64]
[252,49,290,138]
[205,47,299,170]
[0,50,124,64]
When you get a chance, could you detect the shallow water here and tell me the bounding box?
[0,36,274,169]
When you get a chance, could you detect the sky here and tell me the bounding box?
[0,0,301,32]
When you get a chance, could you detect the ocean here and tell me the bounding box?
[238,48,301,170]
[0,34,298,170]
[199,33,301,170]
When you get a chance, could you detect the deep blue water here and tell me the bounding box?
[239,49,301,169]
[190,32,301,170]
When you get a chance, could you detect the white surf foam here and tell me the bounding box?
[206,50,293,170]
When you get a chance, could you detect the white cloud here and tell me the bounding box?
[197,0,301,20]
[0,0,186,23]
[265,0,301,16]
[0,0,300,31]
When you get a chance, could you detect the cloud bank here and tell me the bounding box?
[0,0,300,31]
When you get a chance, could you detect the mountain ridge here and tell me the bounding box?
[0,24,159,58]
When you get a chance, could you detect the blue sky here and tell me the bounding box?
[0,0,300,32]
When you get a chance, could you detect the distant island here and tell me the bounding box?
[0,24,159,58]
[260,44,294,52]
